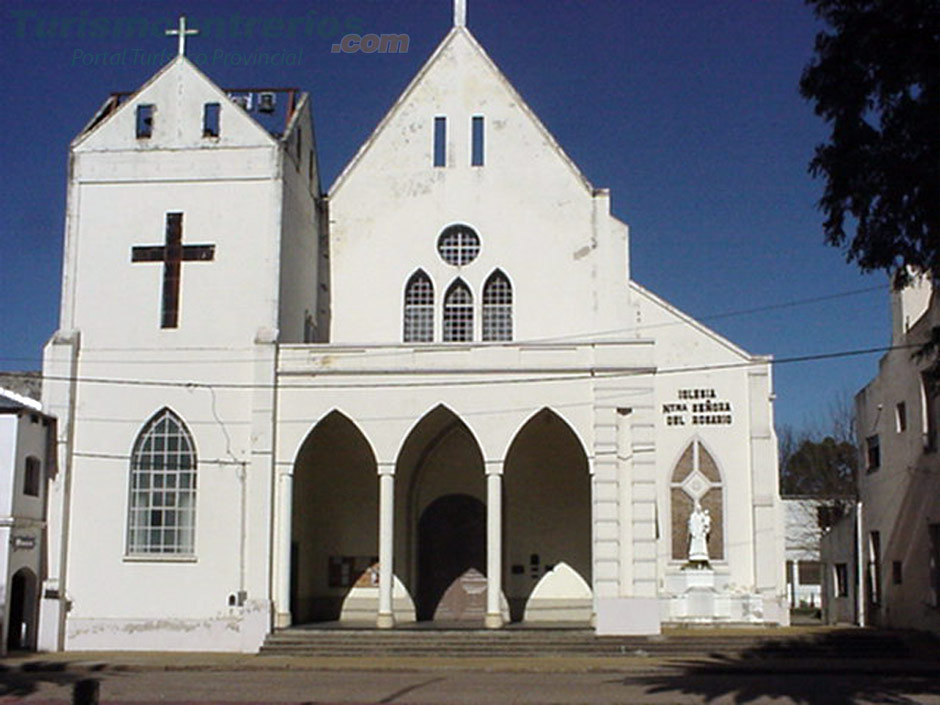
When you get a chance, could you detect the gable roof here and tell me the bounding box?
[329,26,595,197]
[630,280,765,362]
[0,387,43,413]
[72,55,278,150]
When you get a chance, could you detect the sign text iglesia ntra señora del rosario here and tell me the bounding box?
[663,389,733,426]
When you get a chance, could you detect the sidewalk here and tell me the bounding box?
[3,649,939,676]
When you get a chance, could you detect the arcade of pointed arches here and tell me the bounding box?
[288,405,592,627]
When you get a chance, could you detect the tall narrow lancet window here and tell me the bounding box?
[403,270,434,342]
[443,279,473,342]
[471,116,485,166]
[127,408,197,555]
[433,116,447,167]
[482,270,512,341]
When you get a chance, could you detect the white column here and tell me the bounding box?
[377,466,395,629]
[485,463,503,629]
[274,471,293,628]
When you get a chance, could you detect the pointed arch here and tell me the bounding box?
[669,437,725,561]
[394,404,486,621]
[504,407,591,623]
[403,269,434,342]
[443,278,473,342]
[482,269,513,341]
[127,407,197,555]
[291,409,379,623]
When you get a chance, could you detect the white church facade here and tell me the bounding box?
[39,10,788,652]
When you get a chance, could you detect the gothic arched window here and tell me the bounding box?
[127,408,197,555]
[403,270,434,342]
[482,270,512,341]
[443,279,473,342]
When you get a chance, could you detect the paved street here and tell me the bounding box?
[2,655,940,705]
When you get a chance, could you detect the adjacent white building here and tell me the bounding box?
[823,277,940,632]
[1,388,54,654]
[39,9,788,652]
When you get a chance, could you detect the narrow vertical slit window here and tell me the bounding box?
[403,270,434,342]
[443,279,473,342]
[471,115,484,166]
[23,456,40,497]
[433,116,447,167]
[482,270,512,341]
[202,103,220,137]
[136,104,154,139]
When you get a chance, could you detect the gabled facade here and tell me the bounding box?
[40,12,787,652]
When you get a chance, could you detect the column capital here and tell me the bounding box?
[484,459,503,476]
[377,461,395,476]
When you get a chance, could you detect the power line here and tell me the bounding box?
[31,339,907,392]
[0,283,884,366]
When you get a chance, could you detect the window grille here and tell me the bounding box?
[443,279,473,342]
[404,270,434,342]
[482,270,512,341]
[127,408,197,555]
[437,225,480,266]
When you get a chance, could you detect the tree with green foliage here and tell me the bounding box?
[780,435,857,496]
[800,0,939,286]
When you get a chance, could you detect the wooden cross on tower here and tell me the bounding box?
[166,15,199,56]
[132,213,215,329]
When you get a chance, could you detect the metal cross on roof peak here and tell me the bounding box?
[166,15,199,56]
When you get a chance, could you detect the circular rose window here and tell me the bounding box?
[437,224,480,266]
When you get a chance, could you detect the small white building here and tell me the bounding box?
[831,277,940,633]
[783,498,825,609]
[39,8,788,652]
[0,388,54,654]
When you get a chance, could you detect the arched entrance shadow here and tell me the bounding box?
[417,494,486,621]
[504,408,591,623]
[395,405,486,624]
[6,567,38,651]
[291,411,378,624]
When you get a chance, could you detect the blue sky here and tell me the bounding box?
[0,0,888,432]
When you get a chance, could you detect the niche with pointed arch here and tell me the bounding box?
[670,439,724,561]
[504,408,592,623]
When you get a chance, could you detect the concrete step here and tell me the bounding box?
[259,628,918,659]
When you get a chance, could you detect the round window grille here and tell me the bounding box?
[437,225,480,266]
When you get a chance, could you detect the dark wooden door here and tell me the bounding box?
[417,494,486,621]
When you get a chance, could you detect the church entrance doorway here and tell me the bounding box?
[416,494,486,621]
[396,405,487,625]
[5,567,37,651]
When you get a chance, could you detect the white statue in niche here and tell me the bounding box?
[687,500,711,564]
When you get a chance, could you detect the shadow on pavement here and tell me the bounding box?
[0,661,92,698]
[622,629,940,705]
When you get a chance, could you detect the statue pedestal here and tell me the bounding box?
[668,565,731,623]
